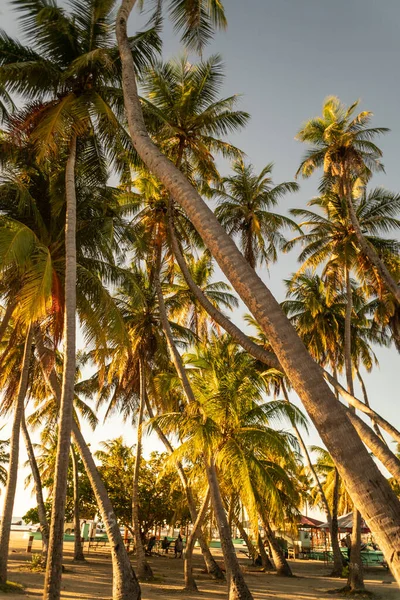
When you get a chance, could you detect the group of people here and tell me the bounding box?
[146,534,184,558]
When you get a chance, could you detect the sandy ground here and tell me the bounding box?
[3,533,399,599]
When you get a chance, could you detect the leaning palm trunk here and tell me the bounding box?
[35,330,142,600]
[232,517,258,565]
[154,255,251,597]
[71,446,85,562]
[144,394,224,579]
[345,410,400,481]
[171,220,400,452]
[43,136,78,600]
[184,489,210,591]
[206,460,254,600]
[344,268,365,592]
[262,520,292,577]
[132,357,153,580]
[117,3,400,583]
[281,383,344,575]
[21,412,49,557]
[343,174,400,304]
[0,326,33,583]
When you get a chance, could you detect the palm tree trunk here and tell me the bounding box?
[70,445,85,562]
[43,135,78,600]
[281,382,344,575]
[356,369,386,443]
[184,489,210,591]
[172,211,400,461]
[117,5,400,583]
[345,409,400,481]
[144,392,224,579]
[257,534,274,570]
[324,370,400,444]
[331,469,342,577]
[344,267,365,592]
[0,326,33,583]
[262,520,292,577]
[21,411,49,557]
[206,460,253,600]
[153,250,251,596]
[232,517,258,565]
[34,330,142,600]
[343,174,400,304]
[132,357,153,580]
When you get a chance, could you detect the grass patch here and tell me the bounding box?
[0,580,25,594]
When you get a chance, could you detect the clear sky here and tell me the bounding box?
[0,0,399,519]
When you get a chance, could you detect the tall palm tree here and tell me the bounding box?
[296,96,400,303]
[213,160,299,269]
[0,1,159,595]
[118,1,400,585]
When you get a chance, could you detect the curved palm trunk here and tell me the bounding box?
[21,412,49,557]
[343,176,400,304]
[132,357,153,580]
[344,268,365,592]
[0,326,33,583]
[154,255,251,597]
[43,136,78,600]
[184,489,210,591]
[281,383,344,575]
[70,446,85,562]
[258,534,274,570]
[206,460,253,600]
[35,329,142,600]
[262,520,292,577]
[117,5,400,584]
[232,517,258,565]
[144,393,224,579]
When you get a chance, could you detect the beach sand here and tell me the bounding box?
[3,533,398,599]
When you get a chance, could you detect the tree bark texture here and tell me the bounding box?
[184,489,210,591]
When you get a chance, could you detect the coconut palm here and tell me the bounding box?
[0,1,160,594]
[213,160,299,269]
[117,1,400,584]
[140,55,248,180]
[296,96,400,303]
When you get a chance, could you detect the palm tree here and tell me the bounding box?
[141,55,248,179]
[0,1,159,595]
[296,96,400,303]
[118,2,400,585]
[213,160,299,269]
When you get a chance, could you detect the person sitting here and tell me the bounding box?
[174,534,183,558]
[146,535,156,556]
[161,536,171,554]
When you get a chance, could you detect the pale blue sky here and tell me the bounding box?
[0,0,399,517]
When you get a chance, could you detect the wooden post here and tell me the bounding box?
[27,535,34,553]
